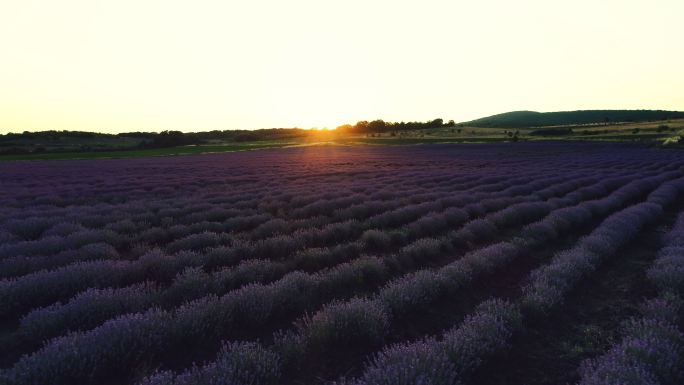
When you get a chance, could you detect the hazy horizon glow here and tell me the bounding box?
[1,0,683,133]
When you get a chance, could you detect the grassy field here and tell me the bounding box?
[388,118,684,139]
[0,137,522,161]
[0,141,297,161]
[2,118,683,161]
[0,137,515,161]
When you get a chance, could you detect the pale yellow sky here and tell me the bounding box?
[1,0,682,133]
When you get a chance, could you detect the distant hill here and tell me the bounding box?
[462,110,684,128]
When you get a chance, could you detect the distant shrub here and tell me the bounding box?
[663,136,682,146]
[529,127,573,136]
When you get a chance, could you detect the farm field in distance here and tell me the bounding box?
[1,142,684,385]
[3,117,684,162]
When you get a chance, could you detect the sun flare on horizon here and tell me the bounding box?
[1,0,683,134]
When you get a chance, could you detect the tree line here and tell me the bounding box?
[336,118,456,133]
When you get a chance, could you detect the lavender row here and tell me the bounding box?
[2,161,664,275]
[0,180,372,244]
[6,173,620,353]
[138,299,519,385]
[647,212,684,296]
[188,172,596,269]
[0,257,390,385]
[2,167,571,251]
[3,145,680,219]
[133,172,669,385]
[0,164,615,250]
[0,167,509,242]
[0,191,564,365]
[0,167,668,330]
[578,210,684,385]
[0,170,590,321]
[522,176,684,313]
[338,299,522,385]
[311,175,684,385]
[265,175,673,380]
[0,184,606,384]
[578,296,683,385]
[6,145,676,243]
[0,170,570,278]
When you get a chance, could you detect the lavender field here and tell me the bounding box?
[1,142,683,385]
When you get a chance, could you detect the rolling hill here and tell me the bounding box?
[463,110,684,128]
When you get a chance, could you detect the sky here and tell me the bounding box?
[1,0,683,133]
